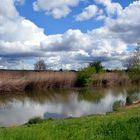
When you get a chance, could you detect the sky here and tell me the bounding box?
[0,0,140,70]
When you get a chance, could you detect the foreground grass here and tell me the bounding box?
[0,105,140,140]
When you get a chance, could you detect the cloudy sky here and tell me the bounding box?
[0,0,140,70]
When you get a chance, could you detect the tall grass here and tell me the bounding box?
[0,70,139,92]
[92,72,130,86]
[26,71,76,90]
[0,71,76,92]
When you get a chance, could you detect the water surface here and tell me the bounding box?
[0,86,140,127]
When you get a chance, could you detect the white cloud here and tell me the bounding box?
[95,0,122,17]
[14,0,25,5]
[95,0,111,5]
[0,0,47,69]
[75,4,98,21]
[75,0,122,21]
[39,28,128,69]
[107,1,140,44]
[0,0,140,70]
[33,0,79,19]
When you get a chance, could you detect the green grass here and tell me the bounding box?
[0,105,140,140]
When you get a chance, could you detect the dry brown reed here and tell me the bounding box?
[92,72,130,86]
[0,70,137,92]
[0,71,76,92]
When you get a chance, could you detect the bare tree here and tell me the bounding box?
[126,42,140,70]
[34,59,47,71]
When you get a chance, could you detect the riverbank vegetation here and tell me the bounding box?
[0,68,139,92]
[0,70,76,92]
[0,104,140,140]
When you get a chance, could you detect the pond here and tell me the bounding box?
[0,86,140,127]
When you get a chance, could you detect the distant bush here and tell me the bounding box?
[76,67,96,87]
[113,100,124,111]
[128,69,140,84]
[76,61,105,87]
[126,94,138,105]
[28,117,44,124]
[89,61,104,73]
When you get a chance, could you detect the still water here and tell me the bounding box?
[0,86,140,127]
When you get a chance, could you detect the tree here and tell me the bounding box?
[125,42,140,83]
[126,42,140,70]
[89,61,104,73]
[34,59,47,71]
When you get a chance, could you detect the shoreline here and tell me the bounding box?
[0,70,139,93]
[0,104,140,139]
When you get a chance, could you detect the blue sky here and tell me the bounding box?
[16,0,103,35]
[0,0,140,70]
[16,0,134,35]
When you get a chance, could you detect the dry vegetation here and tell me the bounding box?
[0,70,76,92]
[92,72,130,86]
[0,70,138,92]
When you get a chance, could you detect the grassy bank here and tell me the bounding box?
[0,104,140,140]
[0,70,139,92]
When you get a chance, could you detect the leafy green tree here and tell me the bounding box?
[89,61,104,73]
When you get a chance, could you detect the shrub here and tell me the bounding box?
[76,67,96,87]
[113,100,124,111]
[128,69,140,84]
[89,61,104,73]
[126,94,138,105]
[126,96,132,105]
[28,117,44,124]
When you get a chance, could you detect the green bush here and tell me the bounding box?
[126,96,132,105]
[76,67,96,87]
[128,69,140,83]
[113,100,124,111]
[126,94,138,105]
[28,117,44,124]
[89,61,104,73]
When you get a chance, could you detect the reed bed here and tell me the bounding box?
[26,71,76,90]
[92,72,130,86]
[0,71,76,92]
[0,70,139,92]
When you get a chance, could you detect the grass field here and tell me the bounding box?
[0,104,140,140]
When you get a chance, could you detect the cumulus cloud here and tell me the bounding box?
[39,28,128,69]
[0,0,140,70]
[33,0,79,19]
[95,0,122,17]
[75,4,99,21]
[75,0,122,21]
[107,1,140,44]
[0,0,47,69]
